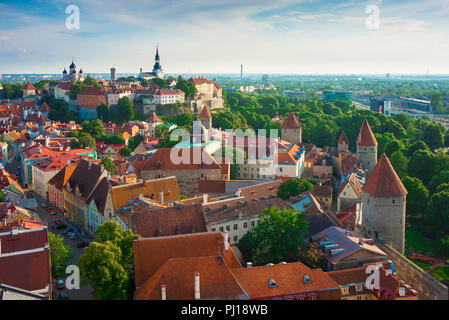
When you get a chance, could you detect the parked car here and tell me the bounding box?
[54,219,63,225]
[58,292,69,300]
[56,279,65,289]
[77,241,89,249]
[41,202,48,208]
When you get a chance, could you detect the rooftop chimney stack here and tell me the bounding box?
[159,191,164,203]
[194,272,200,300]
[203,193,208,204]
[247,262,253,268]
[224,230,229,251]
[161,284,166,300]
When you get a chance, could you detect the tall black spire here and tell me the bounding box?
[155,46,160,61]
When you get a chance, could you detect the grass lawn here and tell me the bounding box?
[405,228,438,256]
[430,266,449,283]
[411,260,432,271]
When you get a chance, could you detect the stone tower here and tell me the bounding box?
[337,131,349,154]
[152,46,164,79]
[281,112,302,145]
[356,119,377,174]
[360,154,407,253]
[199,106,212,129]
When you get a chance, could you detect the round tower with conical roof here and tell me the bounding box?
[338,131,349,153]
[360,153,407,253]
[356,119,377,174]
[281,112,302,145]
[199,106,212,129]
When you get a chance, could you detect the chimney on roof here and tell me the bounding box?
[247,262,253,268]
[398,287,405,297]
[88,161,92,170]
[224,230,229,251]
[45,136,50,147]
[159,191,164,203]
[194,272,200,300]
[235,189,241,197]
[101,164,104,172]
[161,284,167,300]
[203,193,208,204]
[67,160,71,167]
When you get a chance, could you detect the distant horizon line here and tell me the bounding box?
[3,73,449,76]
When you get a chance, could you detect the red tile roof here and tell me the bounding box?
[141,148,222,171]
[362,154,407,198]
[136,256,244,300]
[199,106,212,119]
[338,131,349,145]
[231,262,341,299]
[133,232,242,289]
[357,120,377,146]
[282,113,301,129]
[23,82,35,90]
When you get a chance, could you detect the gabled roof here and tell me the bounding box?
[136,256,245,300]
[67,159,105,200]
[362,154,407,198]
[356,120,377,146]
[131,203,207,238]
[282,112,301,129]
[140,148,222,171]
[110,176,180,211]
[40,103,50,113]
[338,173,363,199]
[86,177,112,215]
[133,232,242,289]
[199,106,212,119]
[231,262,340,299]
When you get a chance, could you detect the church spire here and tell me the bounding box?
[155,45,160,61]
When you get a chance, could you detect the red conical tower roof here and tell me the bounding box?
[362,153,407,198]
[199,106,212,119]
[357,119,377,146]
[338,131,349,145]
[282,112,301,129]
[23,81,35,90]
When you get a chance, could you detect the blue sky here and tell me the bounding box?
[0,0,449,74]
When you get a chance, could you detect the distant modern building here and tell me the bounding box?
[284,90,307,100]
[322,91,352,103]
[110,67,117,81]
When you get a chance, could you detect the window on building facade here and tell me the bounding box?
[233,236,238,242]
[243,222,248,228]
[226,225,230,231]
[233,224,238,230]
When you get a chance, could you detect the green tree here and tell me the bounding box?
[82,119,105,137]
[423,191,449,239]
[407,150,436,186]
[429,170,449,194]
[422,123,444,150]
[384,140,404,157]
[69,81,84,100]
[277,178,314,201]
[297,242,327,270]
[119,146,132,156]
[430,91,444,113]
[117,97,134,123]
[402,176,429,223]
[407,140,430,157]
[96,103,109,122]
[71,132,96,149]
[48,232,73,277]
[151,78,166,88]
[100,157,116,175]
[389,150,409,178]
[77,241,129,300]
[237,207,309,265]
[93,221,137,270]
[83,75,99,87]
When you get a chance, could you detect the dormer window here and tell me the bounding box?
[303,274,312,284]
[268,279,278,288]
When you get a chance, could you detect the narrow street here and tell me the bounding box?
[25,190,94,300]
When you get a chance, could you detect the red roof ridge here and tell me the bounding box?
[282,112,301,129]
[357,120,377,146]
[199,106,212,119]
[362,153,407,197]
